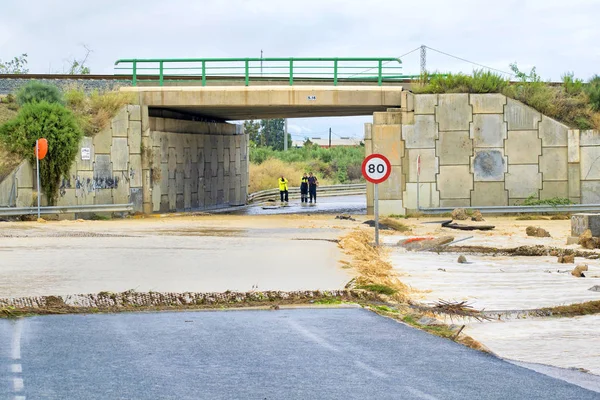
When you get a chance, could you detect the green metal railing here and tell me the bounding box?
[114,57,408,86]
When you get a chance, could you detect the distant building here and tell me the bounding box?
[292,137,361,148]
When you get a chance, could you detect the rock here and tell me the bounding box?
[336,214,356,221]
[578,229,593,245]
[457,255,468,263]
[37,218,46,223]
[471,210,484,222]
[588,285,600,292]
[550,250,558,256]
[558,254,575,263]
[571,264,588,277]
[452,208,469,221]
[526,226,551,237]
[363,220,393,230]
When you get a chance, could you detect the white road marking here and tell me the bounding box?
[11,319,23,360]
[353,360,388,378]
[287,320,340,352]
[13,378,24,391]
[11,364,22,373]
[404,386,439,400]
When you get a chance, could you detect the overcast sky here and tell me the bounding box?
[2,0,599,139]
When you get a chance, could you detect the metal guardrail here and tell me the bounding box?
[114,57,412,87]
[248,184,366,203]
[418,204,600,214]
[0,203,134,217]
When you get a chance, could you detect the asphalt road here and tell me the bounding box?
[233,194,366,215]
[1,308,597,400]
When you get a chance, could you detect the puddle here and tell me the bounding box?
[155,228,245,237]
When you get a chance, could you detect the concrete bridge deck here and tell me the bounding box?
[121,85,405,120]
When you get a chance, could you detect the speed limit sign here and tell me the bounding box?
[362,154,391,184]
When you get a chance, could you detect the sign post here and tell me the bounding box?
[34,138,48,220]
[416,154,421,211]
[362,153,392,246]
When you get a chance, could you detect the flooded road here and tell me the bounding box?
[229,195,366,216]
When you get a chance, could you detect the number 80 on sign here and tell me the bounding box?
[361,154,391,184]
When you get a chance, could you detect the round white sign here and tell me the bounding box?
[361,154,391,184]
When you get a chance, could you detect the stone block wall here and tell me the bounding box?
[148,117,248,212]
[365,92,600,215]
[0,105,249,213]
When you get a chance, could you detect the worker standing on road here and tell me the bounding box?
[308,172,318,204]
[278,175,289,204]
[300,173,309,203]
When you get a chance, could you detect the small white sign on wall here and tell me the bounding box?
[81,147,91,160]
[307,95,316,101]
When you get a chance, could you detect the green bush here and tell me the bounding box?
[586,75,600,112]
[0,101,83,204]
[15,81,64,106]
[413,69,508,94]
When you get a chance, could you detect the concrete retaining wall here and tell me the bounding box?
[365,92,600,215]
[0,105,248,214]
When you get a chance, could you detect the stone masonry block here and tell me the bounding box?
[438,165,473,199]
[77,137,95,171]
[378,200,405,216]
[176,168,184,195]
[401,111,415,125]
[540,147,568,181]
[168,179,176,210]
[472,149,506,181]
[505,131,541,164]
[470,114,507,147]
[568,130,580,163]
[15,161,33,188]
[141,106,149,132]
[469,94,506,114]
[111,138,129,171]
[504,98,541,130]
[112,181,130,204]
[406,149,437,183]
[580,130,600,146]
[93,126,112,154]
[57,188,77,207]
[372,125,403,165]
[152,184,161,212]
[168,148,176,179]
[403,182,440,209]
[364,123,372,140]
[505,165,541,198]
[436,94,472,131]
[581,181,600,204]
[436,131,472,165]
[129,154,142,188]
[540,181,568,200]
[569,164,581,198]
[404,115,437,149]
[401,91,414,111]
[184,148,192,179]
[128,121,142,154]
[440,199,470,207]
[127,105,141,121]
[160,132,169,163]
[539,116,568,147]
[184,181,191,210]
[217,136,224,163]
[379,166,403,201]
[471,182,508,206]
[414,94,437,114]
[175,135,185,164]
[15,188,33,208]
[111,107,129,137]
[580,146,600,180]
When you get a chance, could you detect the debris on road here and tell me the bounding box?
[452,208,469,220]
[471,210,484,222]
[557,254,575,263]
[412,300,492,322]
[589,285,600,292]
[335,214,356,221]
[398,236,454,251]
[578,229,600,249]
[363,218,410,232]
[526,226,551,237]
[572,264,588,277]
[457,255,468,263]
[442,220,495,231]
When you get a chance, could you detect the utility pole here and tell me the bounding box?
[328,128,332,148]
[420,45,427,74]
[284,119,288,151]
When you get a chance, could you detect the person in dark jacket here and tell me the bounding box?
[300,173,309,203]
[308,172,318,204]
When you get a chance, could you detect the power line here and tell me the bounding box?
[347,46,422,78]
[424,46,515,76]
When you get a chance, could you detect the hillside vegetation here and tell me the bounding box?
[413,66,600,130]
[0,102,20,181]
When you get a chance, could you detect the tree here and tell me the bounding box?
[0,53,29,74]
[16,81,64,106]
[0,101,83,204]
[66,45,92,75]
[260,118,291,150]
[243,120,261,144]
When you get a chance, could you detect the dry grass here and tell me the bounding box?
[541,300,600,317]
[338,229,408,302]
[380,218,411,232]
[249,158,332,193]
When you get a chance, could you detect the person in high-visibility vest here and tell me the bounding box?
[300,173,309,203]
[278,175,289,203]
